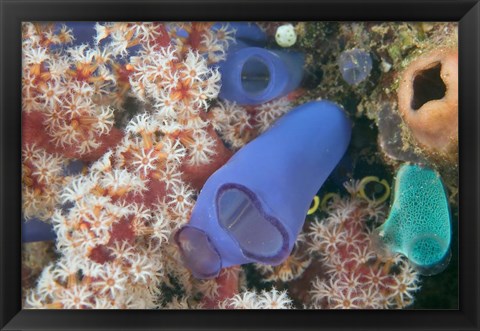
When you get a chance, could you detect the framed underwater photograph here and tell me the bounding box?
[1,0,479,330]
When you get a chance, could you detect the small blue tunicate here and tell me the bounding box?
[218,47,305,105]
[338,48,373,86]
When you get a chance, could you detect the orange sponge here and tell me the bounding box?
[397,48,458,154]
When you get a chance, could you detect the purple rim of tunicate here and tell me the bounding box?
[175,226,222,279]
[215,183,290,263]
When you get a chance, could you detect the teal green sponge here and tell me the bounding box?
[372,164,452,275]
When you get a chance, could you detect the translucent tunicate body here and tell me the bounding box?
[338,48,373,86]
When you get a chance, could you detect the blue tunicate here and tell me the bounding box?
[22,218,56,243]
[214,22,304,105]
[338,48,373,86]
[175,101,352,278]
[371,164,452,276]
[213,22,267,46]
[217,47,305,105]
[64,22,96,45]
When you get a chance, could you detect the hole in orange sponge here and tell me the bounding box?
[411,62,446,110]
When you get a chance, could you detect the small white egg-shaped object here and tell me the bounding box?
[275,24,297,48]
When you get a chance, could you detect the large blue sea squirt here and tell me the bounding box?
[175,101,351,278]
[371,164,452,276]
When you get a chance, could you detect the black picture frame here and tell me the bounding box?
[1,0,479,330]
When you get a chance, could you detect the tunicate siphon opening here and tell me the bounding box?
[406,234,451,276]
[411,62,446,110]
[217,185,285,261]
[241,56,271,95]
[176,226,222,278]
